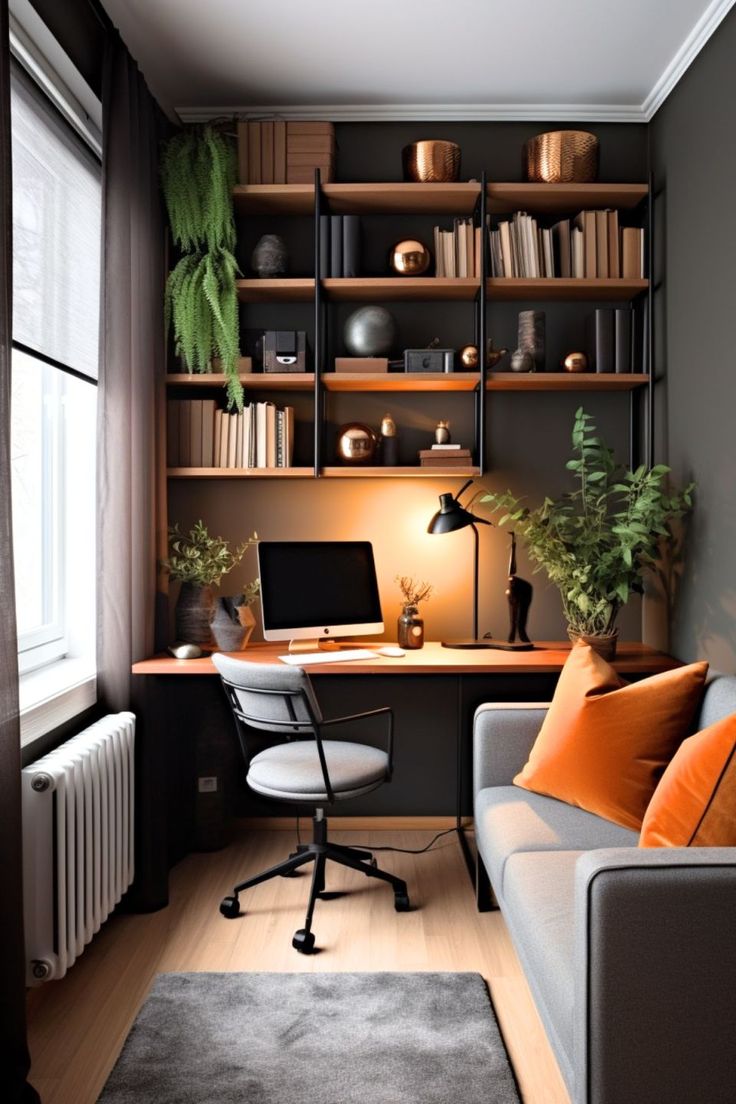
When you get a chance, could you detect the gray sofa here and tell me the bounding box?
[473,675,736,1104]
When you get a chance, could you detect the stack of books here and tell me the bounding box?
[488,210,645,279]
[419,445,472,468]
[167,399,294,468]
[587,307,638,373]
[433,219,482,278]
[237,121,335,184]
[318,215,361,277]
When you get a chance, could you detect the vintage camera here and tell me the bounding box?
[263,330,307,373]
[404,348,455,373]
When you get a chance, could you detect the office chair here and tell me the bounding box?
[212,653,410,954]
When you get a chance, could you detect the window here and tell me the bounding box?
[9,59,101,739]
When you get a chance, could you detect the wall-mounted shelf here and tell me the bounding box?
[486,372,649,391]
[168,465,479,480]
[320,466,480,478]
[323,372,480,392]
[324,277,479,302]
[236,278,314,302]
[487,278,648,301]
[233,182,481,216]
[166,373,315,391]
[167,467,313,479]
[486,182,648,214]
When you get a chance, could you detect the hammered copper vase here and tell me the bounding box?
[524,130,599,184]
[402,140,461,183]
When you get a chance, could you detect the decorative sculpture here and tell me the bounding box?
[505,532,533,645]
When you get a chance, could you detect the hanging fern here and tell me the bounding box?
[161,124,243,409]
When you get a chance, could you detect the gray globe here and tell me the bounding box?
[344,306,397,357]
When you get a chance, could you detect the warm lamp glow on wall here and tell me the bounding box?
[427,480,534,650]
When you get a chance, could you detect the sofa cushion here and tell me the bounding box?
[640,713,736,847]
[502,850,582,1083]
[514,642,708,830]
[475,785,637,895]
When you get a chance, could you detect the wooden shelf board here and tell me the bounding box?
[237,278,314,302]
[321,466,479,478]
[233,182,481,215]
[487,182,649,214]
[324,277,479,302]
[233,184,313,214]
[487,278,648,301]
[166,373,315,391]
[486,372,650,391]
[323,372,480,392]
[167,467,313,479]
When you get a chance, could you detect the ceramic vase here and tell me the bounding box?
[210,598,256,651]
[175,582,214,645]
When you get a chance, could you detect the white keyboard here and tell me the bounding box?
[278,648,376,666]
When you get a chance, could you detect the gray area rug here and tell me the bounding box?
[98,971,520,1103]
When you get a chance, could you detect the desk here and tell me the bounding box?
[131,641,677,909]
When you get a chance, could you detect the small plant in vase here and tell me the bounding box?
[395,576,433,650]
[479,408,693,659]
[162,521,257,645]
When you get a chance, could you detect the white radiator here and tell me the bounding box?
[22,712,136,985]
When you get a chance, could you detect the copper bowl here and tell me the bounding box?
[524,130,599,184]
[402,140,461,183]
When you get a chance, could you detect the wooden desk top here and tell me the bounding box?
[132,641,679,677]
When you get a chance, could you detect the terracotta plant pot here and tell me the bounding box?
[567,628,619,661]
[210,598,256,651]
[175,582,214,645]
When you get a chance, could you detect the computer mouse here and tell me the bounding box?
[168,642,203,660]
[377,646,406,658]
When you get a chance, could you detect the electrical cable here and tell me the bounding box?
[294,818,454,855]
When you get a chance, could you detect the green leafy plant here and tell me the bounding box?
[396,576,433,606]
[479,408,693,637]
[162,521,257,588]
[161,124,243,410]
[241,578,261,607]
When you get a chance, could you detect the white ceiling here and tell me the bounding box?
[101,0,735,122]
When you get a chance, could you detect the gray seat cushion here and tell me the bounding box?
[248,739,389,802]
[475,785,638,895]
[502,850,581,1087]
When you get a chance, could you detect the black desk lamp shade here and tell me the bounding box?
[427,481,531,650]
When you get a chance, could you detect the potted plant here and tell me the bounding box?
[161,124,244,411]
[395,576,433,649]
[210,578,261,651]
[162,521,257,645]
[479,408,693,659]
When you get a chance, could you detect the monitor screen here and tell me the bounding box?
[258,541,383,641]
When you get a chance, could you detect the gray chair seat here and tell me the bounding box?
[248,739,389,802]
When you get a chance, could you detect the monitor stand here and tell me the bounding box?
[287,638,341,654]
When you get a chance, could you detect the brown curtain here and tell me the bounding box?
[97,32,168,711]
[0,3,41,1099]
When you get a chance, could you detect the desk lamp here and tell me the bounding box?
[427,480,532,650]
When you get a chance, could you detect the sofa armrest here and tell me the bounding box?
[574,848,736,1104]
[472,703,549,792]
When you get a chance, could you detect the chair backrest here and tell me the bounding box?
[212,653,324,736]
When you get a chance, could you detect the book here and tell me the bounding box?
[247,121,261,184]
[499,221,513,277]
[574,211,597,278]
[218,410,229,467]
[260,121,274,185]
[330,215,343,278]
[201,399,216,467]
[213,410,223,467]
[319,216,330,279]
[276,409,284,468]
[236,121,249,185]
[607,210,620,278]
[621,227,644,278]
[166,400,180,465]
[552,219,571,278]
[227,413,238,468]
[246,403,255,469]
[571,227,584,277]
[433,225,443,277]
[474,226,482,278]
[189,399,203,467]
[419,448,470,458]
[343,215,361,278]
[255,402,268,468]
[235,410,244,468]
[266,403,277,468]
[615,308,632,374]
[284,406,294,467]
[273,120,287,184]
[178,400,190,465]
[595,211,609,278]
[588,308,615,373]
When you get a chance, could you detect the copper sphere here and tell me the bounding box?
[390,239,431,276]
[460,344,479,369]
[562,351,589,374]
[336,423,377,464]
[402,140,461,183]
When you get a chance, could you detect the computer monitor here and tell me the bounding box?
[258,541,383,644]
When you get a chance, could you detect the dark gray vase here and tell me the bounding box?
[251,234,288,278]
[175,582,214,645]
[210,597,256,651]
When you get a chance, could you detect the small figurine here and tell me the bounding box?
[435,420,451,445]
[380,413,398,466]
[506,532,533,645]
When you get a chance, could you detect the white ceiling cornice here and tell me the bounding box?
[176,0,736,126]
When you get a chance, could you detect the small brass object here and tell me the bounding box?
[336,423,377,464]
[460,344,479,369]
[390,239,431,276]
[562,351,589,373]
[486,340,509,369]
[434,420,451,445]
[380,413,397,437]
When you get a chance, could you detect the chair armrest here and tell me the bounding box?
[320,707,394,776]
[472,703,549,792]
[574,847,736,1104]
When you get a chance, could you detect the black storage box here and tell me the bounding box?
[263,330,307,373]
[404,348,454,373]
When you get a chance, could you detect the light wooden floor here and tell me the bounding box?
[26,828,570,1104]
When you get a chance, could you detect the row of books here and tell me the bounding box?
[168,399,295,468]
[318,215,361,277]
[588,307,642,374]
[488,211,645,280]
[236,120,335,185]
[433,219,483,278]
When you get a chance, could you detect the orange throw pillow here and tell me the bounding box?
[639,713,736,847]
[514,642,708,830]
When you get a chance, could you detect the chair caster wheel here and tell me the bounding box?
[394,893,411,912]
[292,928,316,954]
[219,896,240,919]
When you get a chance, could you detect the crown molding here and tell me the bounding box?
[176,102,647,124]
[642,0,735,120]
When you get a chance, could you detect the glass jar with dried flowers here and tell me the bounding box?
[395,576,433,650]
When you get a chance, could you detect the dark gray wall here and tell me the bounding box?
[188,120,649,646]
[650,9,736,669]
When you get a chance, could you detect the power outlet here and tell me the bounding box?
[198,776,218,793]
